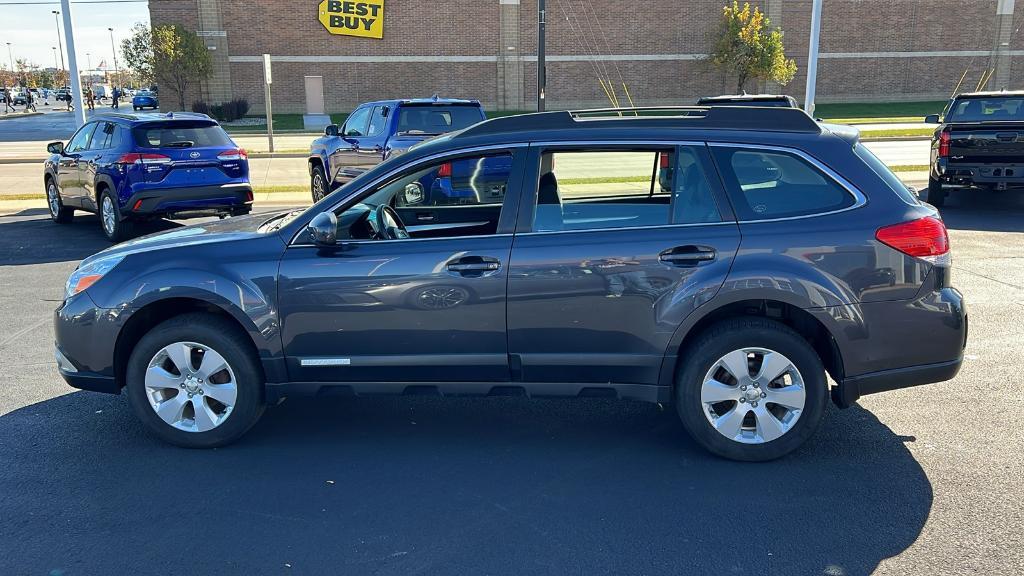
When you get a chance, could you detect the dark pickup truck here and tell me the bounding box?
[308,97,486,202]
[925,91,1024,207]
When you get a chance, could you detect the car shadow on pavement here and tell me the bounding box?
[937,190,1024,233]
[0,391,931,575]
[0,209,180,266]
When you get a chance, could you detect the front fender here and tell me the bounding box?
[98,267,281,361]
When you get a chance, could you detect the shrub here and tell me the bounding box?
[191,100,211,115]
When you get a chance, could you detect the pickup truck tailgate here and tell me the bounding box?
[948,123,1024,163]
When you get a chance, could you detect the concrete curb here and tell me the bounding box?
[0,111,44,121]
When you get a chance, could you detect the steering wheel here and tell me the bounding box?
[374,204,409,240]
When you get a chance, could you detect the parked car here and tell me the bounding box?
[924,90,1024,207]
[54,106,965,461]
[697,94,799,108]
[132,90,159,110]
[44,112,253,242]
[308,96,487,202]
[12,90,27,105]
[55,87,71,102]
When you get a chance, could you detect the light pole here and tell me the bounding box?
[52,47,59,71]
[108,27,119,89]
[86,52,91,73]
[537,0,546,111]
[6,42,13,76]
[60,0,86,125]
[804,0,823,116]
[52,11,66,74]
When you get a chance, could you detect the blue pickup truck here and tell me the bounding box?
[308,97,489,202]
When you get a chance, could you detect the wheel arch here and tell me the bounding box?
[112,296,281,390]
[659,297,846,397]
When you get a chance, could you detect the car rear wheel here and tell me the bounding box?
[126,313,265,448]
[99,189,134,242]
[46,179,73,223]
[311,163,328,202]
[926,177,946,207]
[675,317,827,461]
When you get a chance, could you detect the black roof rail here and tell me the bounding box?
[460,105,821,138]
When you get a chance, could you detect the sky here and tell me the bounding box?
[2,0,150,72]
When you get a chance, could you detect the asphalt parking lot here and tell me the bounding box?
[1,190,1022,575]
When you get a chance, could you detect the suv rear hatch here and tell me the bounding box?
[944,96,1024,163]
[388,102,487,157]
[128,120,248,186]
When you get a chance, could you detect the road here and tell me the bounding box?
[1,191,1023,574]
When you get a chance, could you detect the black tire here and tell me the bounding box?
[675,317,827,462]
[926,177,946,207]
[46,177,73,224]
[311,163,328,202]
[126,313,266,448]
[99,188,135,242]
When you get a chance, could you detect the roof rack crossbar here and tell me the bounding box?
[460,105,820,138]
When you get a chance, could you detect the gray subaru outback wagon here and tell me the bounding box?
[54,106,966,461]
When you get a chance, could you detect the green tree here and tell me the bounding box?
[709,1,797,93]
[121,22,155,86]
[122,22,212,109]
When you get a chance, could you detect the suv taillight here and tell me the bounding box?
[938,130,950,158]
[437,162,452,177]
[875,216,950,265]
[118,152,171,165]
[659,152,670,169]
[218,148,248,161]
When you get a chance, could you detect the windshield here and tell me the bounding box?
[396,105,483,135]
[132,121,232,148]
[947,97,1024,122]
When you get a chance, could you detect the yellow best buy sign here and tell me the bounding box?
[318,0,384,39]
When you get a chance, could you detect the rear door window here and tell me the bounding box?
[396,105,483,135]
[87,122,120,150]
[366,105,387,136]
[529,147,722,233]
[711,147,855,220]
[132,121,232,148]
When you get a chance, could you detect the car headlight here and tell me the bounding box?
[65,253,126,300]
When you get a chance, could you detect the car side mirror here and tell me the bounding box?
[306,211,338,246]
[924,114,940,124]
[47,141,64,155]
[325,124,339,137]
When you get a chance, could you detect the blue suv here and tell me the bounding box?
[44,112,253,242]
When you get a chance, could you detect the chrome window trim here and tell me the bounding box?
[290,232,513,248]
[530,139,706,147]
[708,142,868,223]
[288,143,526,246]
[518,221,735,237]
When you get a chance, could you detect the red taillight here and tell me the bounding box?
[876,216,950,264]
[437,162,452,178]
[218,148,248,161]
[938,130,950,158]
[245,189,253,203]
[659,152,670,169]
[117,152,171,165]
[132,200,143,211]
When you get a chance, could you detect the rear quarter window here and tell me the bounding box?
[854,144,919,205]
[132,121,232,148]
[711,147,856,220]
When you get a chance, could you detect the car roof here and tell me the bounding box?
[697,94,798,106]
[89,112,216,124]
[357,96,482,108]
[400,106,849,160]
[955,90,1024,98]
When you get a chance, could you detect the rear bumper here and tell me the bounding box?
[124,183,252,219]
[934,162,1024,189]
[833,357,962,408]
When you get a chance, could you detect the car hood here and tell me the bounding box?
[81,211,281,266]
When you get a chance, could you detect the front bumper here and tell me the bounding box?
[54,292,121,394]
[125,183,253,219]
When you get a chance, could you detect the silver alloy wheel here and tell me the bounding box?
[101,195,116,236]
[312,172,324,201]
[144,341,238,433]
[47,182,60,217]
[700,347,806,444]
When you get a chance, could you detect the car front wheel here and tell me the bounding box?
[126,313,266,448]
[675,317,827,461]
[46,179,73,223]
[311,163,328,202]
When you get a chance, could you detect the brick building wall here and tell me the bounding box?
[149,0,1022,115]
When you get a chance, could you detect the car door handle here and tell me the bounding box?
[415,213,436,221]
[447,257,501,274]
[659,246,716,266]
